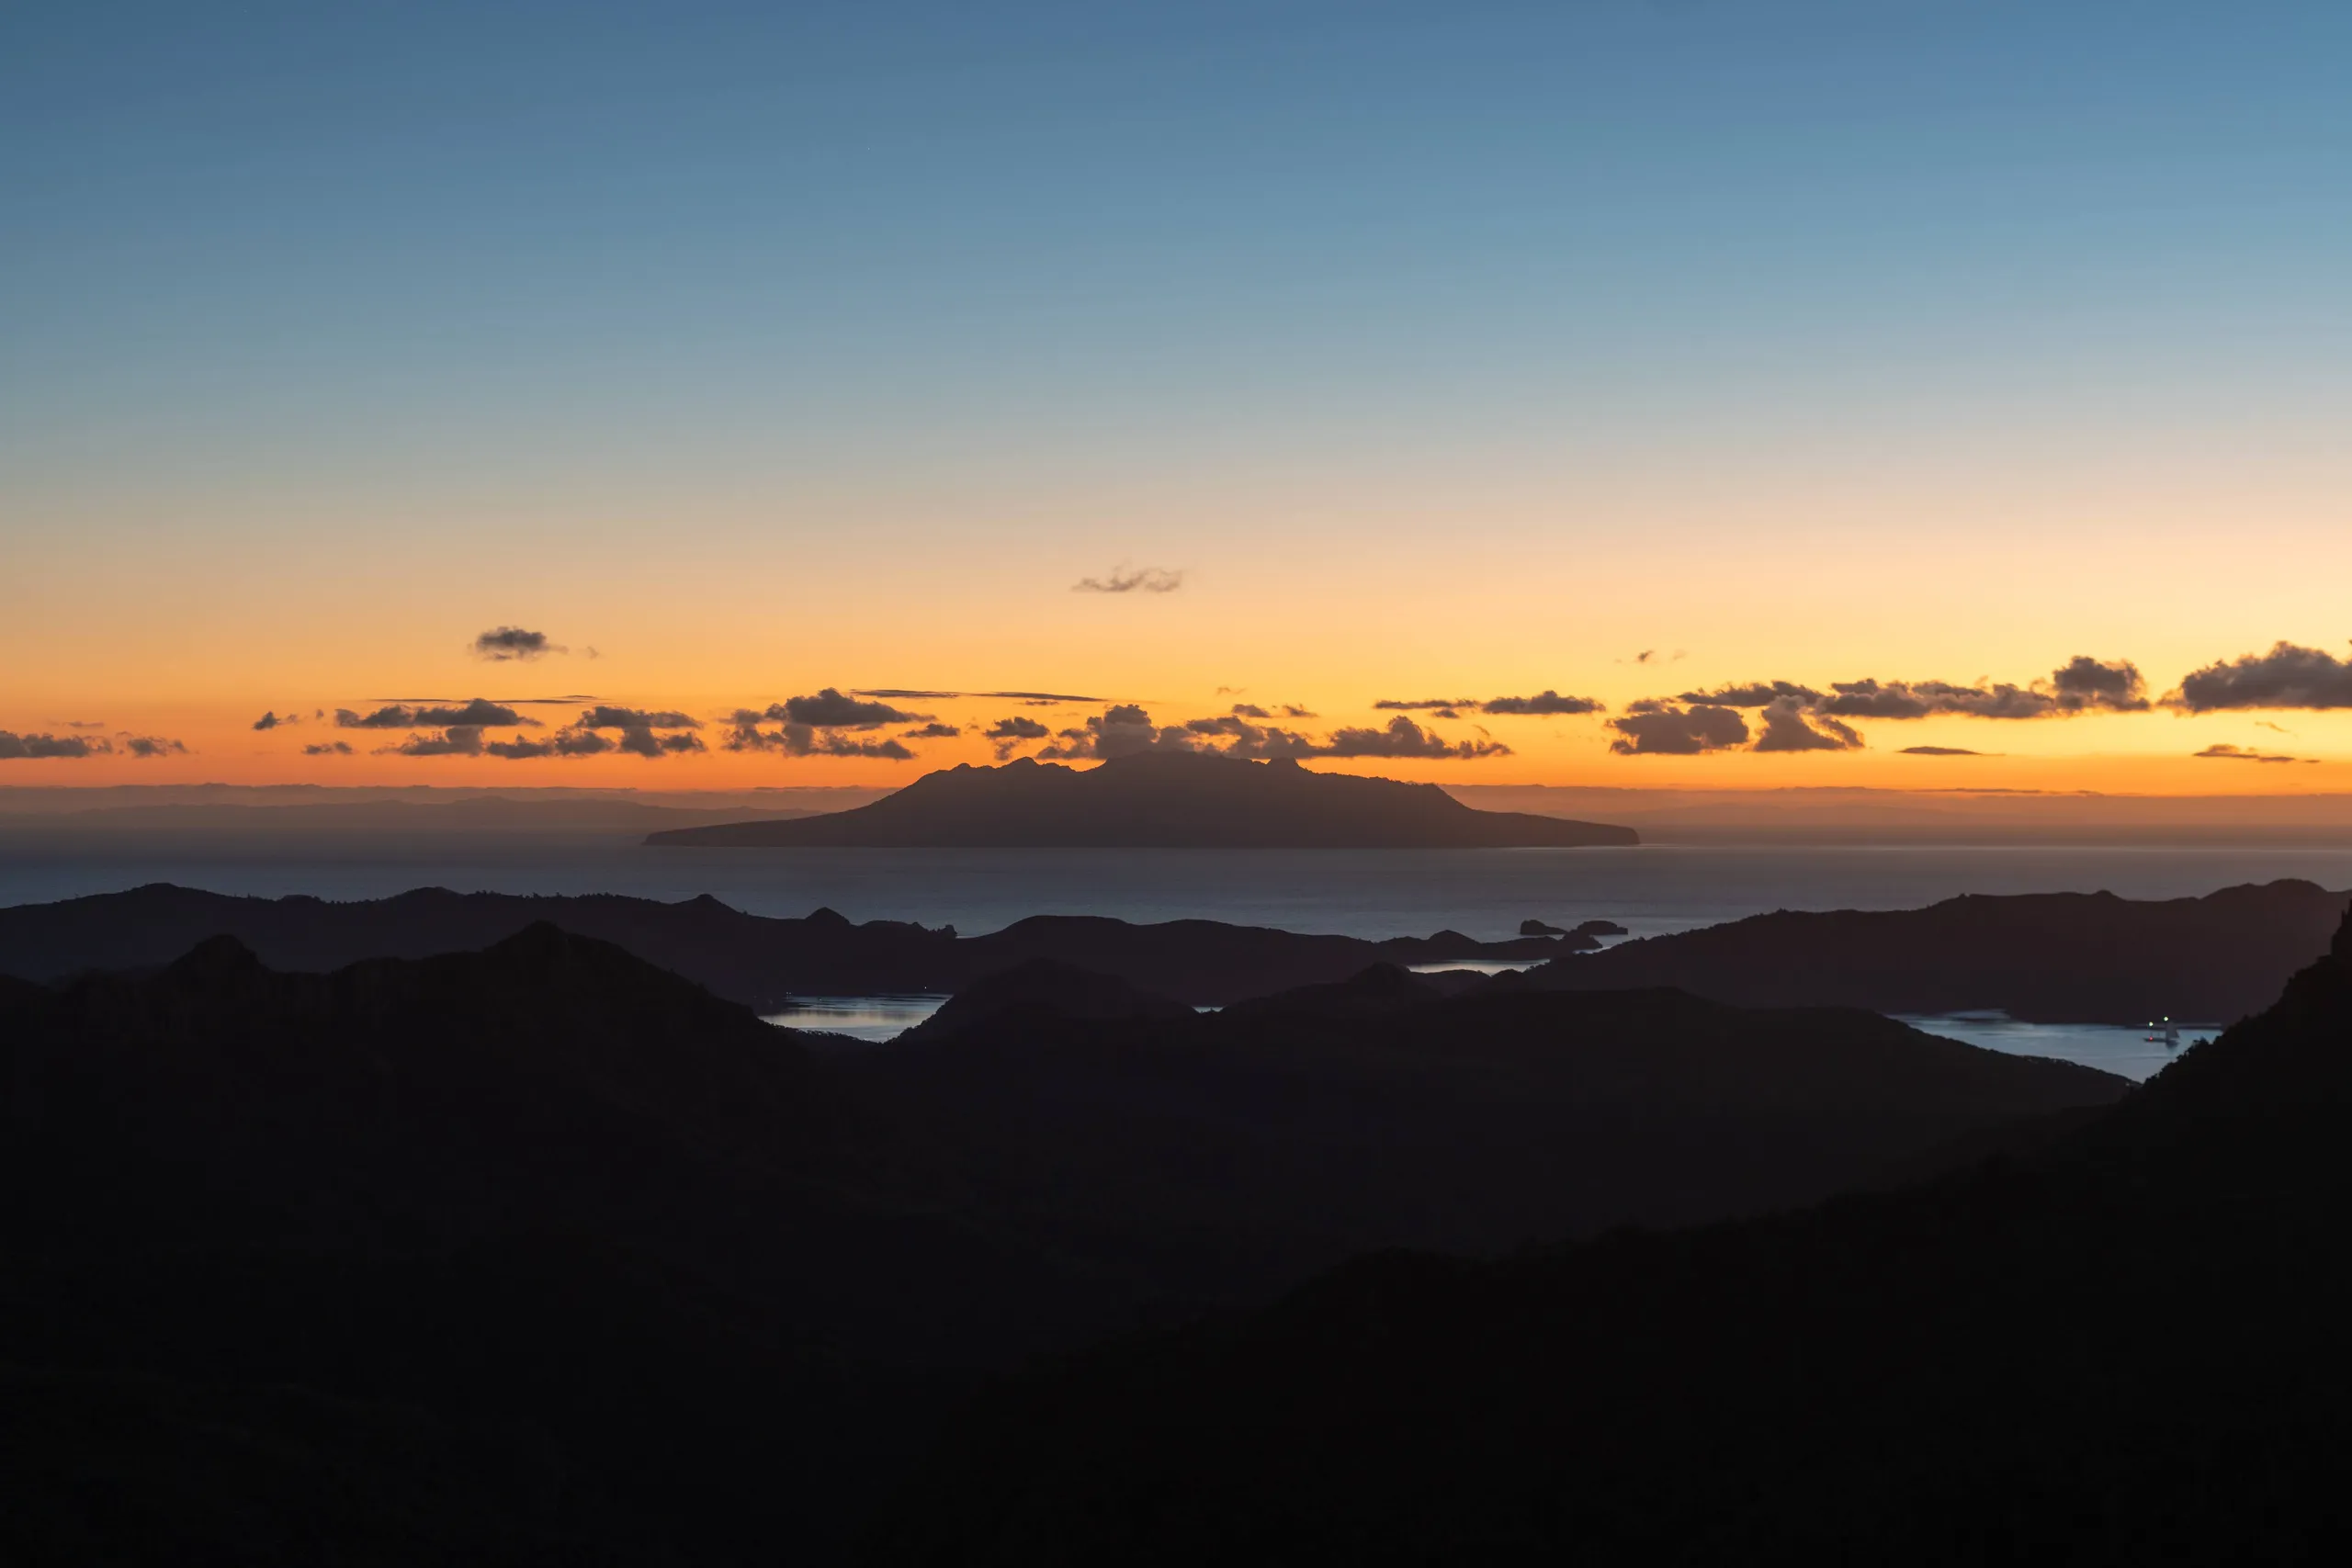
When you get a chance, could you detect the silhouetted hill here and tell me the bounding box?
[646,751,1641,848]
[1507,877,2352,1023]
[0,926,2130,1562]
[0,883,1577,1008]
[842,971,2126,1304]
[0,929,1130,1563]
[909,958,1197,1041]
[861,910,2352,1566]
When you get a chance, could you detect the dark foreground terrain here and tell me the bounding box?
[0,924,2119,1563]
[866,910,2352,1565]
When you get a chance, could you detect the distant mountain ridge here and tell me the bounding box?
[0,883,1583,1009]
[644,752,1641,849]
[1510,878,2352,1023]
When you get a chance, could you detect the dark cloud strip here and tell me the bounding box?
[2170,642,2352,712]
[471,626,564,661]
[2,731,105,760]
[1479,691,1603,716]
[340,699,535,730]
[1030,706,1505,762]
[1608,703,1750,756]
[854,688,1106,704]
[2194,743,2307,764]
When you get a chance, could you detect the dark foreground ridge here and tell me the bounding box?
[0,931,2119,1562]
[1508,877,2352,1023]
[0,882,1582,1008]
[863,909,2352,1566]
[644,750,1641,848]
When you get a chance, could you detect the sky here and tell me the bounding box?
[6,0,2351,791]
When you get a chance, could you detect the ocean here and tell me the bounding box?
[6,840,2350,942]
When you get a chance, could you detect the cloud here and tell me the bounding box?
[1677,681,1826,708]
[62,719,107,729]
[576,705,700,731]
[1218,701,1322,722]
[339,699,534,730]
[380,727,486,757]
[900,723,962,739]
[1480,691,1604,716]
[984,715,1053,757]
[252,710,299,731]
[304,741,355,756]
[2256,720,2297,736]
[2193,743,2306,764]
[2169,642,2352,712]
[1898,746,1984,757]
[1,730,106,760]
[119,736,189,758]
[1607,702,1750,756]
[1180,714,1321,761]
[617,728,707,758]
[1819,678,2055,721]
[1073,566,1183,594]
[467,704,706,761]
[1023,706,1510,763]
[721,693,926,759]
[1317,715,1510,760]
[1033,704,1338,761]
[1751,696,1863,752]
[471,626,564,661]
[856,689,963,700]
[2047,656,2151,712]
[1037,704,1182,761]
[723,718,915,760]
[487,729,616,760]
[1677,659,2147,725]
[763,689,925,728]
[1374,697,1474,712]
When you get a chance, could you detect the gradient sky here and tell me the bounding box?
[6,1,2350,789]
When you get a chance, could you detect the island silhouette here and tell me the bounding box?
[643,751,1641,849]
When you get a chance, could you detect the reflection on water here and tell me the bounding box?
[1408,960,1537,976]
[1895,1011,2211,1083]
[763,995,946,1043]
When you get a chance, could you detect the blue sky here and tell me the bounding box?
[6,2,2351,786]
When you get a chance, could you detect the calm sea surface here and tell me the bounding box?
[7,840,2351,942]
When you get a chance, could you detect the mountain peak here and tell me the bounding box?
[648,755,1638,850]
